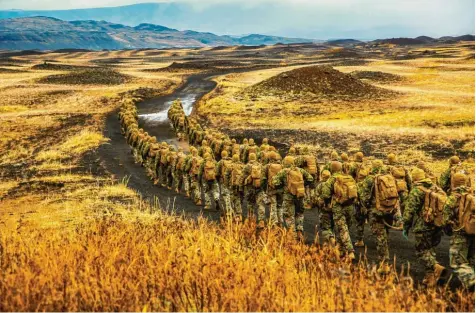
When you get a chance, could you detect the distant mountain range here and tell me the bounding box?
[0,17,314,50]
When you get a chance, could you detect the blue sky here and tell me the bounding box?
[0,0,474,39]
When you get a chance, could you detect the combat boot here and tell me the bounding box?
[355,240,365,247]
[329,237,336,247]
[347,252,356,261]
[185,191,191,198]
[296,230,305,243]
[257,220,265,229]
[433,263,446,280]
[377,263,391,275]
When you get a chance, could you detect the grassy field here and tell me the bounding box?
[0,43,474,311]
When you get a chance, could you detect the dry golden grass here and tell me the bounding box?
[1,211,474,312]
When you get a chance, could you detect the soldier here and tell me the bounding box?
[272,156,314,240]
[239,138,249,162]
[199,153,220,210]
[439,156,467,194]
[341,153,351,174]
[198,140,213,158]
[387,153,412,217]
[351,151,369,247]
[262,151,284,227]
[359,159,399,272]
[260,137,270,152]
[216,150,233,218]
[164,146,177,189]
[239,153,266,225]
[173,147,187,194]
[322,150,339,173]
[315,170,335,245]
[295,146,319,210]
[184,147,203,206]
[287,146,297,157]
[243,138,259,163]
[417,161,437,184]
[403,168,446,286]
[157,144,171,187]
[226,153,245,220]
[320,161,357,259]
[443,173,475,290]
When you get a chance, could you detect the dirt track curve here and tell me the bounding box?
[98,73,453,284]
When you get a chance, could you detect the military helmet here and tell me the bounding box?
[372,159,384,169]
[388,153,397,165]
[450,155,461,165]
[161,141,167,146]
[231,138,236,144]
[249,138,255,145]
[221,150,229,158]
[262,138,269,144]
[203,153,212,160]
[330,161,342,174]
[355,152,364,162]
[283,156,295,168]
[412,168,425,183]
[321,170,331,180]
[288,147,296,155]
[178,147,183,153]
[243,138,248,144]
[341,153,349,162]
[248,153,257,161]
[268,151,279,161]
[202,139,208,146]
[330,150,339,161]
[232,154,240,162]
[453,173,468,189]
[416,161,426,169]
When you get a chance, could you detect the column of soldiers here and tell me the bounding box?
[120,98,475,290]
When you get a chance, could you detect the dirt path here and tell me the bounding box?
[98,73,453,284]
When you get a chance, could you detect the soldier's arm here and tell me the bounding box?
[301,168,315,188]
[405,168,413,190]
[238,165,250,185]
[261,164,269,188]
[439,168,451,191]
[320,177,335,200]
[198,163,204,181]
[403,188,422,231]
[272,170,285,188]
[358,176,373,208]
[216,161,223,179]
[442,195,457,227]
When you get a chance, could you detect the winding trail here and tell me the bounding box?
[99,72,452,284]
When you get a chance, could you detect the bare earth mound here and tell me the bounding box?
[37,68,132,85]
[246,65,395,101]
[31,62,97,71]
[351,70,404,83]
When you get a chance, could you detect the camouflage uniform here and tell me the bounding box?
[439,156,463,194]
[359,161,395,265]
[387,154,412,219]
[216,151,233,218]
[315,170,335,243]
[184,148,203,205]
[225,154,244,218]
[164,147,177,189]
[272,157,314,235]
[443,183,475,289]
[320,163,355,256]
[172,148,187,193]
[295,147,319,210]
[261,152,284,226]
[403,175,443,277]
[239,153,266,222]
[242,139,259,163]
[199,154,220,210]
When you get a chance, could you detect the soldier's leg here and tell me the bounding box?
[166,168,173,189]
[268,192,278,226]
[450,233,475,289]
[414,231,439,275]
[211,180,220,208]
[332,205,354,255]
[295,197,305,233]
[183,173,190,197]
[191,177,201,205]
[202,180,212,209]
[319,210,335,243]
[276,192,284,226]
[231,188,243,217]
[244,187,256,219]
[282,193,296,232]
[303,185,312,209]
[354,204,365,244]
[221,185,233,220]
[369,211,390,264]
[256,190,267,226]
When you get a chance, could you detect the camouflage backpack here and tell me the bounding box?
[247,145,258,158]
[418,185,447,227]
[160,149,169,165]
[231,163,244,186]
[333,174,358,205]
[250,164,262,188]
[191,157,203,176]
[221,159,233,181]
[176,153,186,170]
[374,174,400,213]
[268,163,283,187]
[178,116,185,127]
[232,144,240,157]
[287,169,305,198]
[391,166,408,193]
[356,162,370,182]
[304,155,318,175]
[204,160,217,181]
[457,193,475,234]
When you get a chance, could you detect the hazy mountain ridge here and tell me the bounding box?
[0,16,313,50]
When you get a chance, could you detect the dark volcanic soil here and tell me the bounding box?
[37,68,132,85]
[97,73,455,287]
[246,65,396,101]
[351,70,404,83]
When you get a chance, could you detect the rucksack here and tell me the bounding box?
[231,163,244,186]
[160,149,169,165]
[419,185,447,227]
[167,151,177,164]
[342,162,352,175]
[214,141,223,155]
[250,163,262,188]
[287,169,305,198]
[268,163,283,187]
[232,144,240,157]
[356,163,369,182]
[176,153,186,170]
[333,174,358,205]
[458,193,475,235]
[221,159,232,180]
[247,145,258,158]
[304,155,317,175]
[191,157,203,176]
[178,116,185,127]
[374,174,400,213]
[391,166,408,193]
[204,160,216,181]
[450,165,469,191]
